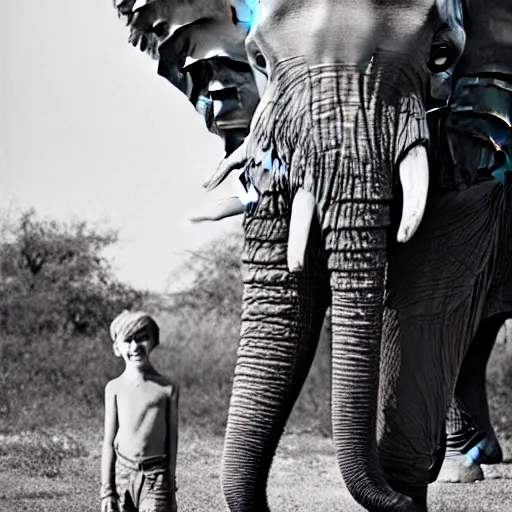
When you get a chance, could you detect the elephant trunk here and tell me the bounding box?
[320,148,429,511]
[329,224,412,510]
[301,62,428,510]
[222,201,330,512]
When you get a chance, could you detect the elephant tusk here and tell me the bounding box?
[190,196,246,223]
[397,144,429,243]
[287,188,316,272]
[203,138,250,191]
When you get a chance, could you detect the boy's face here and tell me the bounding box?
[114,328,155,368]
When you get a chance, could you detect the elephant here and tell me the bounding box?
[109,0,512,510]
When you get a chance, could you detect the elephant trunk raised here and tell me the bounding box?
[218,57,430,511]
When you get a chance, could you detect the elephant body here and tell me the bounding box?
[426,0,512,479]
[380,178,512,490]
[110,0,512,510]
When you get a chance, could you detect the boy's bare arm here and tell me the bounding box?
[168,382,179,490]
[101,381,119,508]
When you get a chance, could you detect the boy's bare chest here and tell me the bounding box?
[116,381,169,418]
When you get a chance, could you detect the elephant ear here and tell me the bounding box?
[157,17,250,93]
[113,0,237,57]
[113,0,252,97]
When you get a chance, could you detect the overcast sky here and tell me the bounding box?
[1,0,241,293]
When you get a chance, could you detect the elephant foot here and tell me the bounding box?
[437,426,502,482]
[438,432,504,482]
[437,453,484,483]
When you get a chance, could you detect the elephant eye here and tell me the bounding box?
[254,52,267,70]
[428,44,453,73]
[246,36,268,76]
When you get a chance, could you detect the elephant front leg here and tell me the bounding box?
[379,178,505,505]
[378,312,460,509]
[221,213,329,512]
[439,314,508,482]
[451,314,507,465]
[379,303,495,506]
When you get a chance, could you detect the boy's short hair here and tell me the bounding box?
[110,310,160,347]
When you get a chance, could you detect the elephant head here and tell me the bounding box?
[111,1,466,510]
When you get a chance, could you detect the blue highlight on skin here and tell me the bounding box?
[262,149,273,171]
[465,443,482,464]
[491,152,512,183]
[195,96,213,117]
[237,0,258,29]
[465,435,493,464]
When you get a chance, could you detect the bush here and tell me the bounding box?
[167,232,244,316]
[0,209,143,433]
[0,331,123,433]
[0,209,144,337]
[153,311,240,434]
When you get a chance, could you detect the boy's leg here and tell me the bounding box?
[118,493,138,512]
[115,462,138,512]
[139,470,175,512]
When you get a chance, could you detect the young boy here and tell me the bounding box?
[101,310,179,512]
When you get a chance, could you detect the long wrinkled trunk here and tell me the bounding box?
[330,227,408,510]
[221,193,330,512]
[322,204,414,510]
[307,62,419,510]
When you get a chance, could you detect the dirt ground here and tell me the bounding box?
[0,430,511,512]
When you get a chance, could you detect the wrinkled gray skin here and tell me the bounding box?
[111,1,512,511]
[427,0,512,481]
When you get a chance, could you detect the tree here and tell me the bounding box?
[0,209,144,336]
[166,232,244,318]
